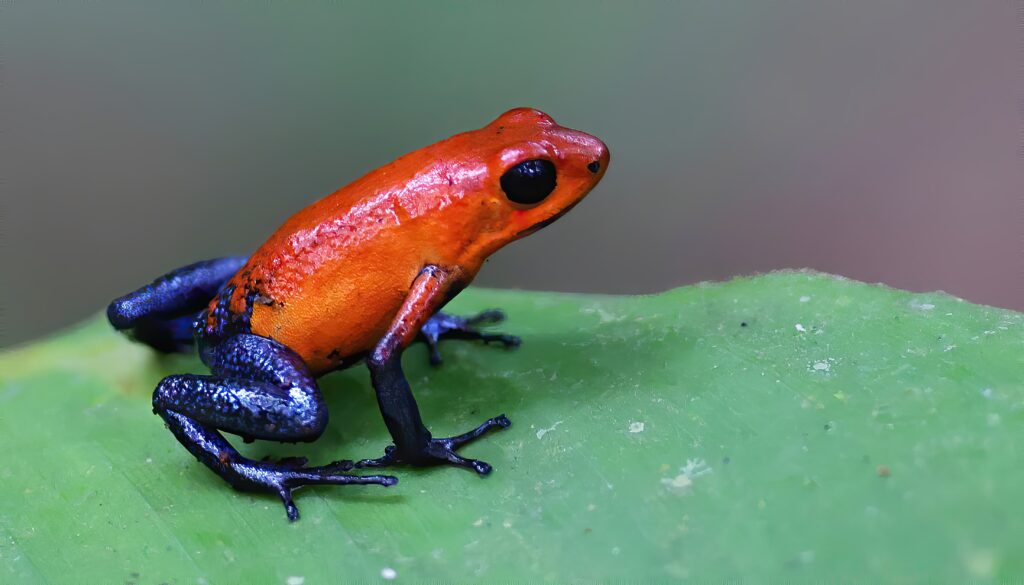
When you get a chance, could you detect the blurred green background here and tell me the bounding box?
[2,1,1020,347]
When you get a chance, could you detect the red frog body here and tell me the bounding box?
[109,108,609,521]
[213,108,607,373]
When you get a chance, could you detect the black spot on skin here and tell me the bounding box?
[587,161,601,173]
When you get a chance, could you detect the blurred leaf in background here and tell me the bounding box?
[3,2,1019,346]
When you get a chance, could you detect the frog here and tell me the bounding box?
[107,108,609,521]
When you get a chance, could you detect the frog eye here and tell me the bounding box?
[500,159,557,205]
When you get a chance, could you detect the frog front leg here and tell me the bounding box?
[152,333,396,521]
[418,310,521,366]
[358,265,512,474]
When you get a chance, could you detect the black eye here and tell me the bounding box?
[500,159,556,205]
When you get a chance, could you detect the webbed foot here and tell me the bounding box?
[229,456,397,521]
[420,310,521,366]
[356,414,511,475]
[160,410,395,522]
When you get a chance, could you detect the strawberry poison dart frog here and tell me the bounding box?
[107,108,609,520]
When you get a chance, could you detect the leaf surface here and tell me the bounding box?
[1,271,1022,582]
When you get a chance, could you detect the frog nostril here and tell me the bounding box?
[587,161,601,174]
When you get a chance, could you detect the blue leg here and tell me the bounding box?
[418,310,521,366]
[107,256,248,352]
[353,265,512,476]
[125,314,196,353]
[153,334,396,521]
[357,351,511,474]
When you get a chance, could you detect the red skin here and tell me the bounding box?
[209,108,609,374]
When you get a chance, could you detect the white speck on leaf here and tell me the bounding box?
[663,474,692,489]
[662,459,712,492]
[981,388,994,399]
[535,420,563,440]
[909,299,935,311]
[472,518,485,527]
[584,305,622,323]
[799,295,811,303]
[795,324,807,332]
[812,361,830,372]
[628,421,645,433]
[682,459,710,477]
[286,577,305,585]
[381,567,397,580]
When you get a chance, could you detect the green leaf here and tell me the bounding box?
[1,271,1022,582]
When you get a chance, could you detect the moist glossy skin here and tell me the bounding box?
[108,108,609,521]
[209,108,609,373]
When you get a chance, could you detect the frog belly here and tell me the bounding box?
[249,262,420,374]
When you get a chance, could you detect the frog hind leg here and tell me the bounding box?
[418,310,521,366]
[126,314,196,353]
[152,333,397,521]
[107,256,248,353]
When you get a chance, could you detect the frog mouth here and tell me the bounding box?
[516,200,581,237]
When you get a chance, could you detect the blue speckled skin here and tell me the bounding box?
[157,334,327,442]
[108,257,248,342]
[108,258,517,521]
[159,410,395,521]
[155,333,398,521]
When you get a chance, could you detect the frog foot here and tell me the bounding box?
[420,310,521,366]
[355,414,511,475]
[229,457,397,521]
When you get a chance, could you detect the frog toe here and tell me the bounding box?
[354,414,510,476]
[419,310,521,366]
[231,459,398,522]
